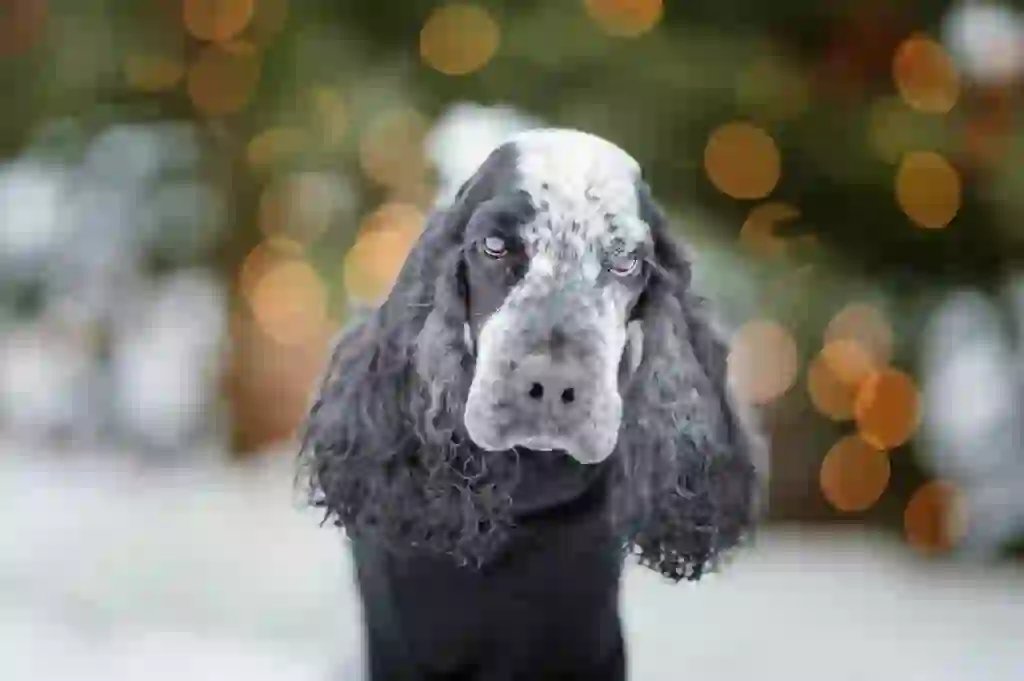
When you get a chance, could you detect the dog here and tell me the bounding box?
[298,128,766,680]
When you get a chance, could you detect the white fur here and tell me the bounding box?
[463,129,651,464]
[511,128,645,255]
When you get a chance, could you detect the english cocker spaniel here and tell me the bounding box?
[298,128,766,680]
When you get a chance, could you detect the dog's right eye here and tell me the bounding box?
[482,236,508,259]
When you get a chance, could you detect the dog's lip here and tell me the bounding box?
[515,435,563,452]
[467,430,613,464]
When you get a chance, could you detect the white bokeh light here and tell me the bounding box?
[942,1,1024,84]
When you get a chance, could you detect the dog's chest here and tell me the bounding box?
[351,463,624,677]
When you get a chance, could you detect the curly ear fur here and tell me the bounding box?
[608,188,765,581]
[298,176,523,568]
[298,165,764,577]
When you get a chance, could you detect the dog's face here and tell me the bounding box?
[460,130,652,464]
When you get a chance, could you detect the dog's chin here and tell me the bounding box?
[463,414,618,465]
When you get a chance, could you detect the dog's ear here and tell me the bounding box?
[612,181,768,582]
[295,206,456,541]
[296,145,522,565]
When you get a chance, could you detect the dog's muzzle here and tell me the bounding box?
[463,326,627,464]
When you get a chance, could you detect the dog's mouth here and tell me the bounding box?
[463,400,622,465]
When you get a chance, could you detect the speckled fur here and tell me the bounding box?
[298,127,765,581]
[464,130,653,463]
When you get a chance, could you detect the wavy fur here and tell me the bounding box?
[298,171,765,580]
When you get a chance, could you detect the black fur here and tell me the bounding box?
[297,144,764,581]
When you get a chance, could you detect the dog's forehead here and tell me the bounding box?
[507,129,648,255]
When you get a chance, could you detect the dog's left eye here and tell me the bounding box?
[608,253,639,276]
[482,236,508,259]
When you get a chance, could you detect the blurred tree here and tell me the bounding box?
[1,0,1022,553]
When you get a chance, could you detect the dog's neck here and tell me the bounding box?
[506,447,614,520]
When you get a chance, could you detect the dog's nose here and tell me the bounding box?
[513,354,587,417]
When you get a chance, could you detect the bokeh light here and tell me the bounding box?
[895,151,961,230]
[420,4,500,76]
[820,434,891,513]
[247,127,308,171]
[238,236,303,301]
[0,0,48,57]
[248,0,290,44]
[824,302,893,370]
[820,338,877,386]
[310,86,348,147]
[727,319,799,406]
[904,480,968,555]
[358,108,431,199]
[124,53,185,92]
[892,33,960,114]
[258,171,346,243]
[854,367,921,450]
[584,0,663,38]
[183,0,254,43]
[704,122,781,200]
[343,202,425,305]
[961,104,1011,169]
[807,340,875,421]
[739,201,799,259]
[247,258,328,347]
[186,40,262,116]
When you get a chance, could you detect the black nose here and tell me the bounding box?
[514,354,586,415]
[526,380,576,404]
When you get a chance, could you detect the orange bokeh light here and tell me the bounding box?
[238,237,303,300]
[895,151,961,230]
[807,340,875,421]
[820,434,891,513]
[904,480,967,555]
[897,150,958,229]
[187,40,261,116]
[824,303,893,370]
[249,0,290,45]
[892,34,960,114]
[248,258,328,347]
[247,127,308,170]
[854,367,921,450]
[726,319,799,406]
[739,201,799,259]
[124,53,185,92]
[584,0,664,37]
[343,203,425,305]
[183,0,254,43]
[420,4,500,76]
[0,0,48,57]
[704,122,781,200]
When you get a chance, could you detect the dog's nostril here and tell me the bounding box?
[528,382,544,400]
[560,387,575,404]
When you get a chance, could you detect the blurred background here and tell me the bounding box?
[1,0,1022,679]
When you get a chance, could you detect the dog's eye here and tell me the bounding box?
[608,253,639,276]
[482,236,508,259]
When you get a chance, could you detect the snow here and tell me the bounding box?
[1,440,1021,680]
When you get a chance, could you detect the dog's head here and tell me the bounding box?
[302,128,765,576]
[451,130,649,464]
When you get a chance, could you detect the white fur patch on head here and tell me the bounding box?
[505,128,650,319]
[462,129,652,464]
[510,128,646,261]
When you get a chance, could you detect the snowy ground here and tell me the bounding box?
[1,440,1021,681]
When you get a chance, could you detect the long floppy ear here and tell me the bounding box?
[297,148,522,566]
[611,182,768,582]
